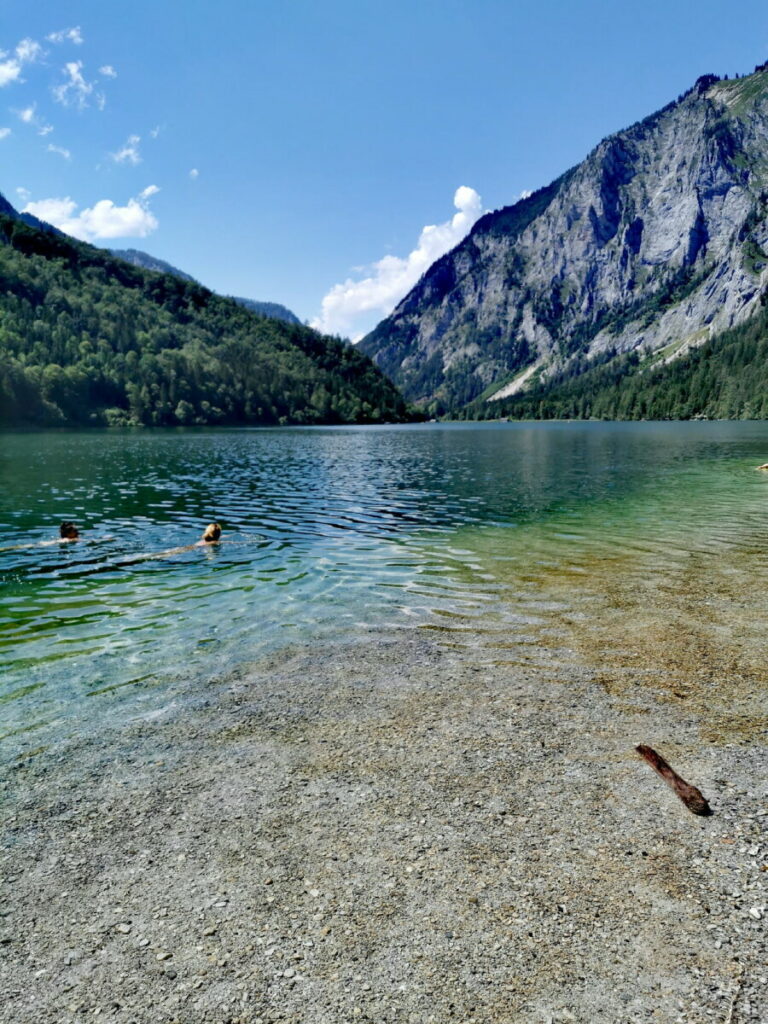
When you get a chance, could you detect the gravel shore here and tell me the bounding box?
[1,621,765,1024]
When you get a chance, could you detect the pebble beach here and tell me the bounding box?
[1,623,766,1024]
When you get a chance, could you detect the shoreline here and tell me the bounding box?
[1,627,765,1023]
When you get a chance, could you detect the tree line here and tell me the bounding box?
[467,295,768,421]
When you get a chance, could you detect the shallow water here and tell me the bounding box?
[2,421,768,756]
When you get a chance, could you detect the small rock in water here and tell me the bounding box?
[115,923,131,934]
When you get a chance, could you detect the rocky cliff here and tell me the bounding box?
[360,67,768,411]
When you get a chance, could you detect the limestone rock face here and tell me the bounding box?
[359,70,768,410]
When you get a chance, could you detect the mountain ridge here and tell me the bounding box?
[0,196,302,330]
[109,248,197,283]
[225,296,301,325]
[109,249,302,325]
[360,65,768,414]
[0,196,409,427]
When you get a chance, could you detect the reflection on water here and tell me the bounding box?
[3,421,768,754]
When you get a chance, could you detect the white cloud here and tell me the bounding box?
[99,65,117,78]
[75,198,158,240]
[47,27,83,45]
[16,38,42,63]
[47,143,71,160]
[0,127,10,140]
[189,167,199,179]
[0,59,22,87]
[52,60,93,108]
[15,103,53,135]
[22,196,77,225]
[150,125,161,139]
[110,133,141,165]
[139,184,160,199]
[96,92,106,111]
[16,187,30,201]
[22,190,159,242]
[0,36,41,87]
[518,189,533,200]
[312,186,483,339]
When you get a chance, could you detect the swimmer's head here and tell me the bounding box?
[202,522,221,543]
[60,521,79,539]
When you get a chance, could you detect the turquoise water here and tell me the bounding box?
[3,422,768,754]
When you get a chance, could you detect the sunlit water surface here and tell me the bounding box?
[3,422,768,758]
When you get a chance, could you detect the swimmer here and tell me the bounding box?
[199,522,222,544]
[134,522,224,560]
[135,521,223,559]
[0,521,83,552]
[16,521,226,573]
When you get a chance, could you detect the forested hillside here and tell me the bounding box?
[468,296,768,420]
[109,249,301,324]
[227,297,301,325]
[0,211,409,427]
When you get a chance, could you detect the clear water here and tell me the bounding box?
[3,421,768,755]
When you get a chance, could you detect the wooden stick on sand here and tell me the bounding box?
[635,745,713,816]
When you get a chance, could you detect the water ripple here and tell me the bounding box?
[4,422,768,754]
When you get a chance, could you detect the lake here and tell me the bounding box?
[3,421,768,759]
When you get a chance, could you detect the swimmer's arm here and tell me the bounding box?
[0,536,78,552]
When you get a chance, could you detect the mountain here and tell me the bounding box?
[0,194,62,237]
[226,296,301,325]
[109,249,302,325]
[0,198,410,427]
[109,248,197,282]
[360,65,768,416]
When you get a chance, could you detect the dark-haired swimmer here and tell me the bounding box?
[0,521,84,552]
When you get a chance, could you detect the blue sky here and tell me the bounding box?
[2,1,768,338]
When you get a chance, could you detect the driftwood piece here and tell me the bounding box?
[635,745,712,816]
